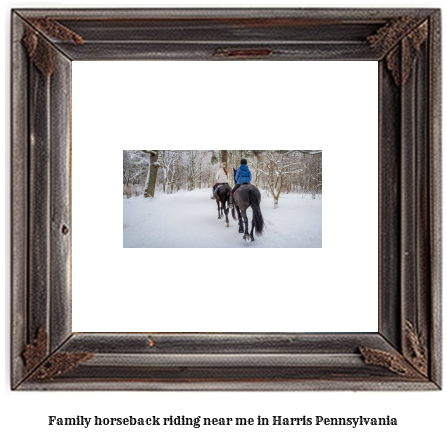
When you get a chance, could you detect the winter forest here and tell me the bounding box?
[123,150,322,248]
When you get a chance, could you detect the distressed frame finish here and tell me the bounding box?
[11,8,441,390]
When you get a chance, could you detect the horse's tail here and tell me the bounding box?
[248,188,264,236]
[225,185,231,208]
[231,204,237,220]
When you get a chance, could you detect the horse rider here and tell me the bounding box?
[229,158,252,208]
[211,162,230,199]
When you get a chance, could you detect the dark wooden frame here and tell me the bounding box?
[11,8,441,390]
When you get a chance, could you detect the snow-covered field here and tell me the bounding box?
[123,189,322,248]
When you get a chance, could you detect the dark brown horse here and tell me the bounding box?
[231,169,264,241]
[214,184,231,227]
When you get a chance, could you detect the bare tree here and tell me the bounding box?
[184,150,209,191]
[123,150,136,186]
[123,149,322,200]
[158,150,180,194]
[123,150,150,186]
[251,150,304,208]
[302,153,322,199]
[251,150,264,185]
[220,150,228,166]
[142,150,159,198]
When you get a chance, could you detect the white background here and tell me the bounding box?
[2,1,445,438]
[72,61,378,332]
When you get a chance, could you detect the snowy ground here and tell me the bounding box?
[123,189,322,248]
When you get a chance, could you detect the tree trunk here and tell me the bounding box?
[221,150,228,165]
[143,150,159,198]
[162,167,167,193]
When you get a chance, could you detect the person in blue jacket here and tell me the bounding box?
[229,158,251,208]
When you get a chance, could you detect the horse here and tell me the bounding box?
[231,168,264,241]
[214,184,231,227]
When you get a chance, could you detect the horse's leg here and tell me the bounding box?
[216,199,221,219]
[250,210,256,242]
[241,207,250,241]
[235,205,244,233]
[223,198,229,227]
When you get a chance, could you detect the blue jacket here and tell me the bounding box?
[235,164,252,184]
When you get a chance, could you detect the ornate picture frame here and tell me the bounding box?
[11,8,441,390]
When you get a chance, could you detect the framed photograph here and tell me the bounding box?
[121,150,323,248]
[11,8,441,390]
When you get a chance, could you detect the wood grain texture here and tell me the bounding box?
[378,60,401,350]
[400,33,431,376]
[13,7,437,21]
[12,8,436,62]
[359,345,423,378]
[22,25,55,76]
[17,380,440,391]
[23,327,48,373]
[11,8,442,391]
[63,333,392,355]
[28,58,51,345]
[50,42,381,61]
[11,13,29,389]
[428,10,442,389]
[49,50,72,350]
[27,352,94,381]
[28,17,84,45]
